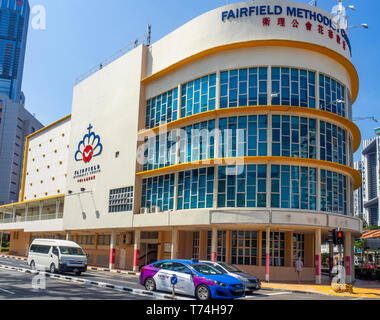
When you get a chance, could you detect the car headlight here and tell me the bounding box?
[213,280,228,287]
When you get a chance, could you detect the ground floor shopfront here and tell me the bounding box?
[6,224,357,283]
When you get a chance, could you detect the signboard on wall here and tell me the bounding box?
[221,3,351,56]
[73,124,103,183]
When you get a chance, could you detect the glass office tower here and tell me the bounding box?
[0,0,30,103]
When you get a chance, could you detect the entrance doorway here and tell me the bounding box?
[139,243,158,268]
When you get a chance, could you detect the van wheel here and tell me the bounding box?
[75,271,81,276]
[49,263,57,274]
[30,261,36,270]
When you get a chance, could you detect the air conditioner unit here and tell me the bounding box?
[151,206,161,214]
[140,207,148,214]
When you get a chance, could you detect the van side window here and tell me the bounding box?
[34,245,51,254]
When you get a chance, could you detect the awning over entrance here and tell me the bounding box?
[361,230,380,239]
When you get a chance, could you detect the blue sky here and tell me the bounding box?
[24,0,379,161]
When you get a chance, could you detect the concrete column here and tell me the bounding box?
[211,227,218,262]
[216,71,221,110]
[171,229,179,260]
[56,198,61,219]
[344,231,352,284]
[0,232,3,253]
[265,227,270,282]
[25,204,29,222]
[12,207,16,222]
[199,231,207,260]
[173,172,179,211]
[39,201,43,220]
[315,228,322,284]
[133,230,141,272]
[66,232,69,241]
[226,230,232,264]
[109,231,116,270]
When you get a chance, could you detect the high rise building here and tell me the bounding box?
[362,138,380,227]
[0,0,30,103]
[0,96,42,205]
[0,0,43,204]
[353,161,364,218]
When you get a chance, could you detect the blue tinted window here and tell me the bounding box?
[181,74,217,118]
[146,88,178,129]
[220,67,268,108]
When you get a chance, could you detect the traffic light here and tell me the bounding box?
[336,231,344,245]
[328,229,337,245]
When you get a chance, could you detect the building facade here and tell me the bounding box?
[354,160,364,218]
[0,0,43,205]
[0,96,43,205]
[362,138,380,227]
[0,0,30,103]
[0,0,362,283]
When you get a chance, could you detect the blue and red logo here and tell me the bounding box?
[75,124,103,163]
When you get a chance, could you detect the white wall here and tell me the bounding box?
[145,46,352,101]
[23,117,71,201]
[146,0,352,77]
[63,45,146,231]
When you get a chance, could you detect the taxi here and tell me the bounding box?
[139,259,245,300]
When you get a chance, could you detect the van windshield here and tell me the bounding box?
[59,247,85,256]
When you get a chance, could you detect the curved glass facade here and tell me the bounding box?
[272,115,316,159]
[177,167,214,210]
[141,65,355,218]
[270,165,317,210]
[140,166,348,215]
[145,87,178,129]
[144,66,350,130]
[142,115,349,170]
[220,67,268,108]
[271,67,316,108]
[219,115,268,158]
[181,74,216,117]
[179,120,215,164]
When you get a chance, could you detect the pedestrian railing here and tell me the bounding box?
[0,212,63,224]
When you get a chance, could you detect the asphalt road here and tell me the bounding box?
[0,267,152,300]
[0,257,362,301]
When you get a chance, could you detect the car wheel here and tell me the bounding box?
[145,278,156,292]
[195,285,211,301]
[75,271,81,276]
[49,263,57,274]
[30,261,36,270]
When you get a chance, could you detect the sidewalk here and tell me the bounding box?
[261,279,380,299]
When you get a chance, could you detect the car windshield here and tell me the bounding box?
[204,263,227,274]
[191,264,223,275]
[59,247,85,256]
[218,262,244,273]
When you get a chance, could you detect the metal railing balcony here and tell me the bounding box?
[0,212,63,224]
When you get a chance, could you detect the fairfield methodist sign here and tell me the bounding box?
[221,3,352,56]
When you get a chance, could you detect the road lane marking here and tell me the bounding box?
[0,287,15,295]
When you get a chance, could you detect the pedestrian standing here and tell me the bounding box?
[295,256,304,284]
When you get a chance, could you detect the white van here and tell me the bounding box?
[27,239,87,276]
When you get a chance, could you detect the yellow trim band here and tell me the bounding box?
[142,40,359,103]
[0,194,65,210]
[136,157,362,190]
[138,106,361,152]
